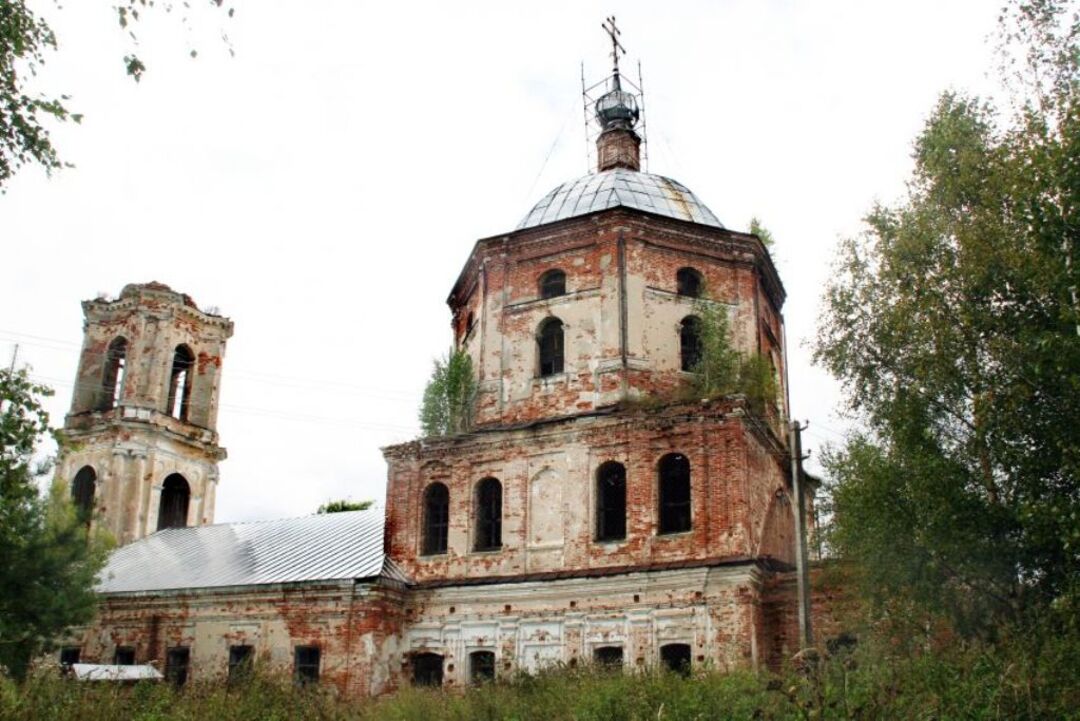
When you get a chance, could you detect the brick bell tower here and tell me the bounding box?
[56,282,233,545]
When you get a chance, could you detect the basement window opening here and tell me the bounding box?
[294,646,320,685]
[113,647,136,666]
[658,453,692,534]
[59,647,81,666]
[594,646,624,669]
[412,652,444,687]
[228,645,254,682]
[469,650,495,684]
[595,461,627,542]
[660,643,692,676]
[165,647,190,688]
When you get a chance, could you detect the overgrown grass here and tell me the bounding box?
[3,634,1079,721]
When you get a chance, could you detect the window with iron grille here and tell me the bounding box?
[474,478,502,551]
[596,461,627,542]
[658,453,692,534]
[537,318,564,376]
[294,646,320,685]
[422,483,450,555]
[166,647,190,687]
[539,269,567,299]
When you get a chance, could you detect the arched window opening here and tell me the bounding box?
[422,483,450,555]
[469,650,496,684]
[594,646,623,669]
[101,337,128,409]
[680,316,702,372]
[596,461,627,542]
[676,267,703,298]
[538,318,565,377]
[412,652,444,687]
[157,473,190,530]
[539,269,567,299]
[71,466,96,522]
[474,477,502,551]
[658,453,692,534]
[167,345,195,421]
[660,643,692,676]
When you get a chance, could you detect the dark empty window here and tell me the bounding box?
[660,644,692,675]
[101,337,127,409]
[413,652,444,687]
[114,646,136,665]
[422,483,449,555]
[167,345,195,421]
[474,477,502,551]
[539,269,567,299]
[294,646,320,685]
[59,647,81,666]
[71,466,96,522]
[596,461,627,542]
[538,318,564,376]
[165,647,190,687]
[659,453,692,534]
[676,267,703,298]
[469,650,495,683]
[680,316,702,372]
[157,473,191,530]
[594,646,623,669]
[229,645,254,682]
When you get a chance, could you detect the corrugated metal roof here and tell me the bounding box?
[97,508,397,594]
[517,168,724,230]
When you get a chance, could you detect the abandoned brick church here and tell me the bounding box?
[54,52,819,695]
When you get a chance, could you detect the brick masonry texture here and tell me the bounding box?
[64,190,832,695]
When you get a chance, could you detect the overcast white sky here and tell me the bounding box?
[4,1,1002,523]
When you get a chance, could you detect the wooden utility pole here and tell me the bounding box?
[789,420,813,649]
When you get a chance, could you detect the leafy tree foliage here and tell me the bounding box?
[816,1,1080,636]
[419,349,477,437]
[316,499,373,514]
[0,1,231,188]
[0,368,110,678]
[749,216,775,249]
[685,290,779,416]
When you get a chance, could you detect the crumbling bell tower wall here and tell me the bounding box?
[56,282,233,545]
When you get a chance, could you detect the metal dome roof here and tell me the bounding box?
[517,168,723,230]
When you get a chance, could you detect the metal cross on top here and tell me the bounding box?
[601,16,626,79]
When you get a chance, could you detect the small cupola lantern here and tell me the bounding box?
[595,17,642,172]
